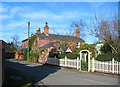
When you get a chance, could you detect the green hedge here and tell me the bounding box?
[58,53,79,59]
[96,53,119,62]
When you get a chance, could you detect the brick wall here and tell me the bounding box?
[82,41,85,45]
[22,40,28,48]
[15,52,24,60]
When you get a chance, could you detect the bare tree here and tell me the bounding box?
[87,10,119,53]
[71,19,86,38]
[12,35,21,51]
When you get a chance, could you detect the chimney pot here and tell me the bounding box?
[76,29,80,38]
[36,28,40,33]
[44,22,49,34]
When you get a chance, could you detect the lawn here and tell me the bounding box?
[2,68,31,87]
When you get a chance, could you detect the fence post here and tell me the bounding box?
[80,57,81,71]
[77,57,79,70]
[92,57,95,72]
[88,52,91,72]
[112,58,114,73]
[65,56,67,67]
[55,56,56,65]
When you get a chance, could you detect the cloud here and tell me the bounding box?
[2,5,25,19]
[89,2,104,9]
[19,11,63,21]
[19,9,85,22]
[1,3,10,13]
[2,21,27,31]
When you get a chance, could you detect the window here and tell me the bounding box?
[76,42,81,48]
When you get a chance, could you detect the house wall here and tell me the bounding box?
[2,48,5,85]
[21,36,85,63]
[22,40,28,48]
[15,52,24,60]
[82,41,85,45]
[22,36,85,50]
[0,40,7,86]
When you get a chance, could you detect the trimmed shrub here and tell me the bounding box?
[96,53,119,62]
[58,53,79,59]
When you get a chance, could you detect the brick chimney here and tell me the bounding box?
[76,29,80,38]
[44,22,49,34]
[36,28,40,33]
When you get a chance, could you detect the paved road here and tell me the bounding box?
[5,59,119,86]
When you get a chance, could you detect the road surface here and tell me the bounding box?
[5,59,119,86]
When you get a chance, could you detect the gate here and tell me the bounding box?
[79,50,91,72]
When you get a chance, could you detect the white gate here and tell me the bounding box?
[79,50,91,72]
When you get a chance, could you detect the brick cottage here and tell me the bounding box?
[15,23,85,63]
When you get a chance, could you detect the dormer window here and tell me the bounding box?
[76,42,81,48]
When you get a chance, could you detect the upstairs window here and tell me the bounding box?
[76,42,81,48]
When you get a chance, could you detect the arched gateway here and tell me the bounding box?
[79,50,91,72]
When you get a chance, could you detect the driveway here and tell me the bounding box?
[5,59,119,86]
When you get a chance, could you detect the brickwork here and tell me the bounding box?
[76,29,80,37]
[44,25,49,34]
[19,24,85,63]
[15,52,24,60]
[22,40,28,48]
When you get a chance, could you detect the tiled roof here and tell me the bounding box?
[38,42,55,48]
[36,33,84,42]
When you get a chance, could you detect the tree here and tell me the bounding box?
[6,42,16,52]
[71,19,86,38]
[78,44,96,57]
[100,43,112,53]
[12,35,21,51]
[87,10,119,53]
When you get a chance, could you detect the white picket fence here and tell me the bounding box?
[90,58,120,74]
[47,56,81,70]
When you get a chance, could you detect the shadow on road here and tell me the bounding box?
[4,60,61,86]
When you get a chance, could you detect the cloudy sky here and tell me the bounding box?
[1,2,118,44]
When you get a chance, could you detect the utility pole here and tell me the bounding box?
[27,21,30,61]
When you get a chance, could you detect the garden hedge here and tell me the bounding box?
[58,53,79,59]
[95,53,119,62]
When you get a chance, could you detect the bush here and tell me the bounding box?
[29,50,38,63]
[96,53,119,62]
[78,44,96,58]
[81,61,88,71]
[24,48,27,60]
[49,52,55,58]
[100,43,112,53]
[58,53,79,59]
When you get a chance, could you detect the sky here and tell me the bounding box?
[0,2,118,44]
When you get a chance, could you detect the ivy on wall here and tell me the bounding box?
[24,48,27,60]
[29,35,37,51]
